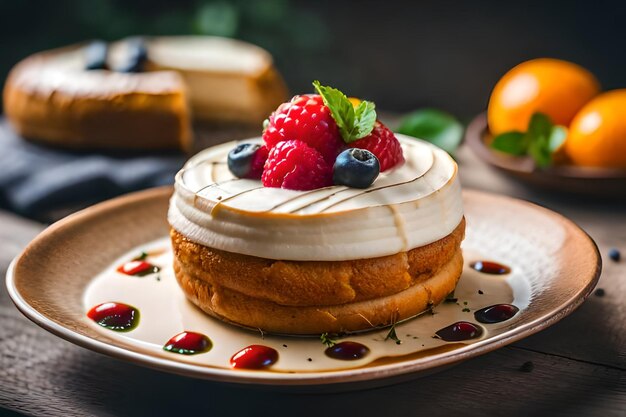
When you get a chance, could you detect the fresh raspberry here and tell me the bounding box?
[262,94,344,163]
[350,121,404,171]
[247,144,269,179]
[262,140,332,190]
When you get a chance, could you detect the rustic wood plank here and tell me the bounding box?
[0,305,624,417]
[512,260,625,370]
[0,210,43,266]
[0,211,43,308]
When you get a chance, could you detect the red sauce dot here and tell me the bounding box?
[435,321,483,341]
[230,345,278,370]
[470,260,511,275]
[325,341,370,361]
[474,304,519,324]
[117,260,160,276]
[87,302,139,331]
[163,331,212,355]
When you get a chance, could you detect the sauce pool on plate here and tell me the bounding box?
[163,331,212,355]
[470,260,511,275]
[325,341,370,360]
[474,304,519,324]
[230,345,279,369]
[435,321,483,342]
[87,302,139,331]
[117,260,160,276]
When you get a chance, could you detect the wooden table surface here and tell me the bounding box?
[1,142,624,417]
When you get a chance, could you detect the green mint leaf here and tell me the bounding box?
[313,80,376,143]
[527,113,553,139]
[398,109,464,155]
[313,80,354,135]
[528,134,552,168]
[526,112,566,168]
[352,100,377,139]
[492,112,566,168]
[490,131,528,155]
[548,125,567,153]
[320,332,337,348]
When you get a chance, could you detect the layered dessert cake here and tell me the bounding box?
[3,36,287,150]
[169,82,465,334]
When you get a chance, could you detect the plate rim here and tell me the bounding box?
[5,187,602,386]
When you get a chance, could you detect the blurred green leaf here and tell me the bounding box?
[528,136,552,168]
[527,113,560,167]
[490,112,566,168]
[398,109,464,155]
[288,11,328,49]
[548,125,567,152]
[246,0,289,24]
[527,112,552,139]
[195,2,239,37]
[491,131,527,155]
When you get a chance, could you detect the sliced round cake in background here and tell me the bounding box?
[3,36,288,151]
[3,45,192,151]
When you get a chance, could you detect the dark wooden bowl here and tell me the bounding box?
[465,113,626,198]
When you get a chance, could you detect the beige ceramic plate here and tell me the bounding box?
[6,187,600,388]
[465,113,626,198]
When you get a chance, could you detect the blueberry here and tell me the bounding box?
[84,41,108,70]
[608,248,621,262]
[333,148,380,189]
[228,143,261,178]
[118,38,148,73]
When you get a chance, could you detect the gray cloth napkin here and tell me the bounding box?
[0,120,185,220]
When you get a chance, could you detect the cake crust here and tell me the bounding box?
[170,218,465,334]
[3,46,192,151]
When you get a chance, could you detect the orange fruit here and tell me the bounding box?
[488,58,600,135]
[348,97,362,107]
[565,89,626,168]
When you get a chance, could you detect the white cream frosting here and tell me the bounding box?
[144,36,272,75]
[168,135,464,261]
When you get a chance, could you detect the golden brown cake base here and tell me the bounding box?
[170,219,465,335]
[3,47,192,151]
